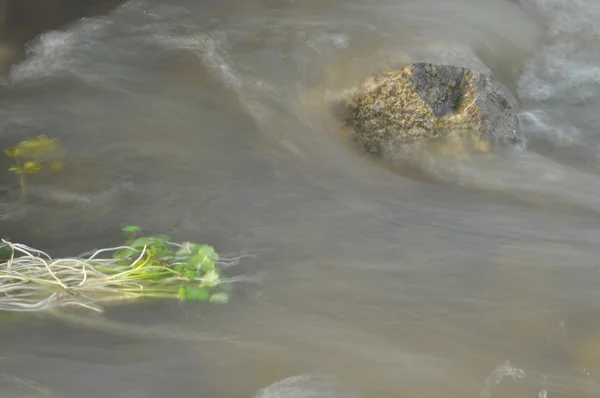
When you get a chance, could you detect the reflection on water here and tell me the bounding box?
[2,0,600,397]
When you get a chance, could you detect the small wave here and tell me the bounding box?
[515,0,600,184]
[521,0,600,40]
[518,0,600,105]
[519,110,582,145]
[0,372,52,395]
[518,41,600,104]
[480,360,525,398]
[253,374,358,398]
[480,359,600,398]
[156,34,244,91]
[8,18,111,84]
[152,31,276,125]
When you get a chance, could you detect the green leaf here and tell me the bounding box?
[187,254,214,272]
[113,248,136,259]
[130,236,169,250]
[183,269,199,280]
[176,242,197,256]
[148,246,173,260]
[201,261,215,272]
[209,292,229,304]
[173,263,186,272]
[155,233,172,242]
[195,244,219,261]
[121,225,141,234]
[200,269,221,287]
[0,245,11,260]
[177,286,209,302]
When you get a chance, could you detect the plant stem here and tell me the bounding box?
[18,171,26,202]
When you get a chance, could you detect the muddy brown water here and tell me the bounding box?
[2,0,600,397]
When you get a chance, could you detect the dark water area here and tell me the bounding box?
[0,0,126,72]
[2,0,600,397]
[1,0,126,41]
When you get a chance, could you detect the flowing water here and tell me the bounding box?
[1,0,600,397]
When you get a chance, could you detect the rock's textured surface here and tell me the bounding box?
[335,62,521,162]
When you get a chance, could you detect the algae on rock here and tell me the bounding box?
[335,62,521,163]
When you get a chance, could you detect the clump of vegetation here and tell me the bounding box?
[4,135,65,201]
[0,226,241,313]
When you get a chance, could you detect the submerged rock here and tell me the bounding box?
[335,62,521,162]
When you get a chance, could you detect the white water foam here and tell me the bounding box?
[253,374,358,398]
[522,0,600,39]
[480,360,525,398]
[518,0,600,105]
[519,110,582,145]
[8,18,111,84]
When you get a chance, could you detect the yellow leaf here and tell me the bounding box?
[9,135,61,159]
[4,149,17,158]
[23,161,42,174]
[8,165,22,173]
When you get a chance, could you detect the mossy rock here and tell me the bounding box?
[334,62,521,162]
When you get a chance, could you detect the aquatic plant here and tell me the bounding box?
[0,226,241,313]
[4,135,65,201]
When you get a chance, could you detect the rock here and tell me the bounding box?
[334,62,521,162]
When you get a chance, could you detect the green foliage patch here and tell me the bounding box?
[0,226,240,313]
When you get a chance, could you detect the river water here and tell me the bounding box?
[1,0,600,397]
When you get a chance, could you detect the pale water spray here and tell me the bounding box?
[253,374,358,398]
[480,360,525,398]
[8,19,111,84]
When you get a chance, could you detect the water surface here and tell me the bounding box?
[2,0,600,397]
